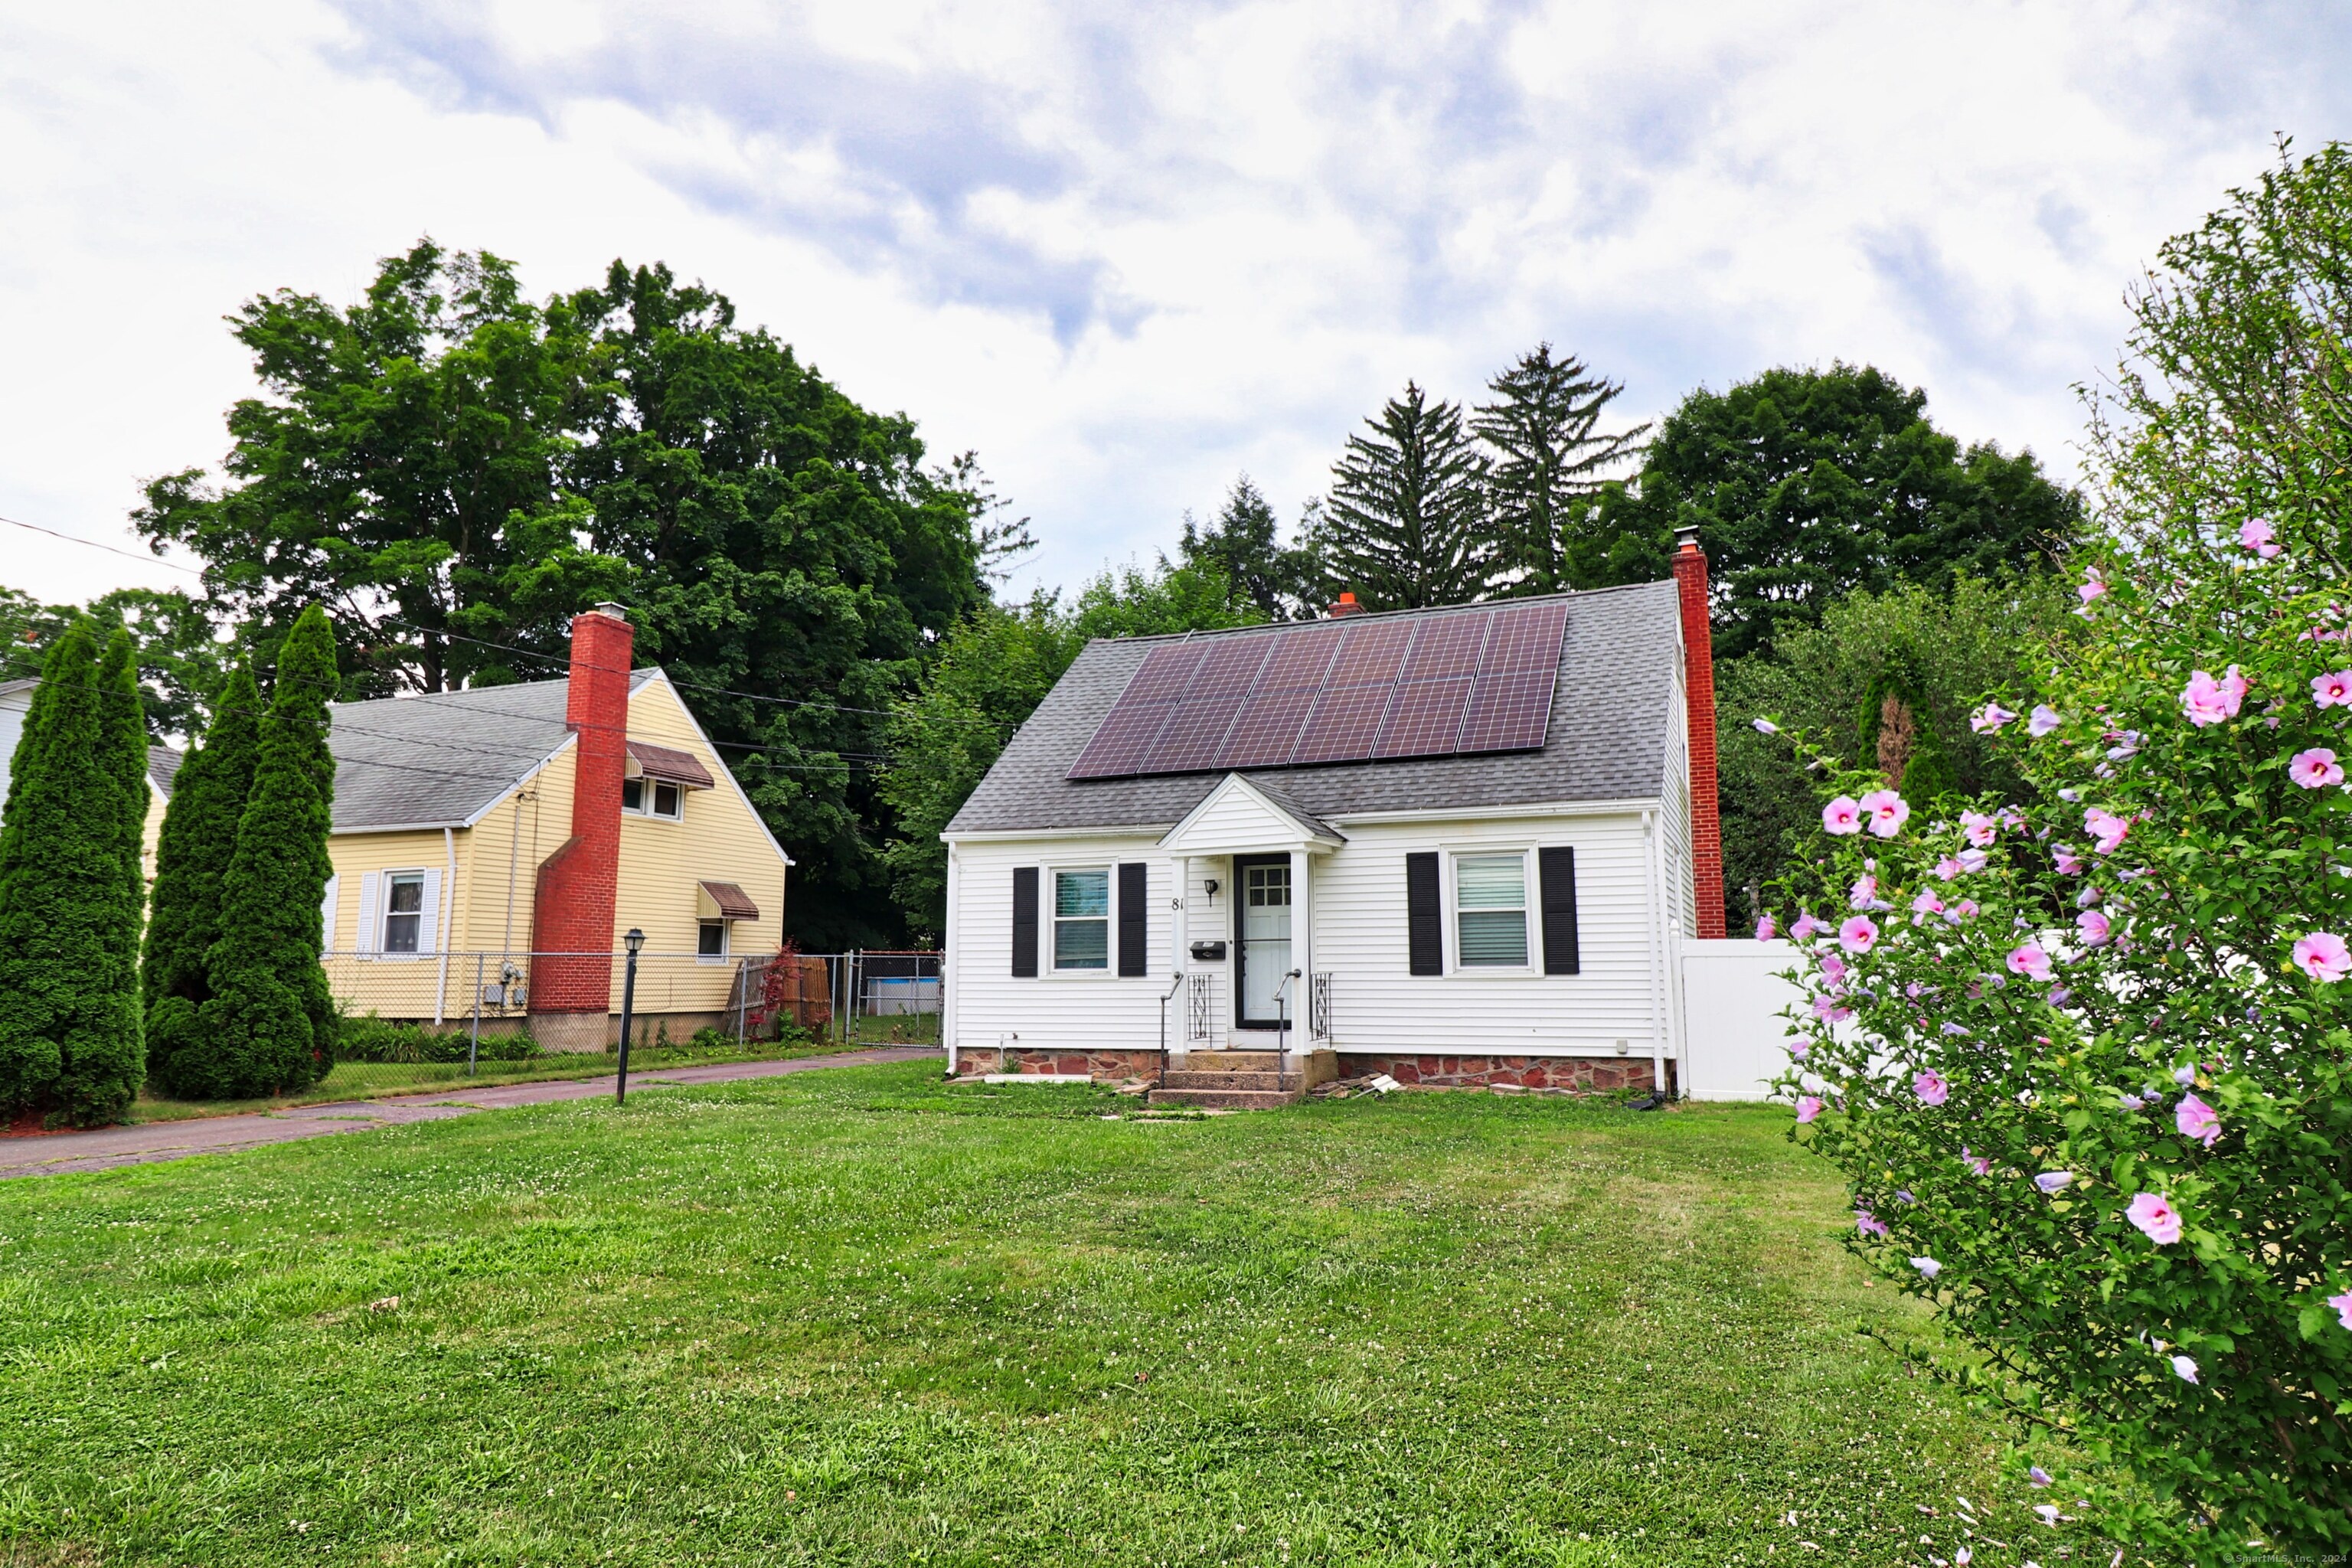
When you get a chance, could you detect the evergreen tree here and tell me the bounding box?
[0,622,149,1125]
[143,662,262,1097]
[1472,344,1649,596]
[194,606,338,1096]
[1178,475,1315,621]
[1318,382,1494,609]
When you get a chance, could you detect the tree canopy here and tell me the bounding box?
[1473,343,1648,596]
[1316,382,1494,610]
[1583,363,2082,658]
[134,240,996,946]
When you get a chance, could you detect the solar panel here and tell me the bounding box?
[1458,670,1558,752]
[1325,618,1416,685]
[1375,678,1475,758]
[1150,697,1246,773]
[1478,601,1571,674]
[1398,612,1491,682]
[1067,599,1569,779]
[1254,622,1346,691]
[1220,689,1320,768]
[1289,684,1395,766]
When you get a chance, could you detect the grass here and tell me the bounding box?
[0,1063,2068,1566]
[121,1038,884,1123]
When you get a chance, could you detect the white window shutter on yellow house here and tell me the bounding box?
[355,872,381,956]
[320,874,340,954]
[414,869,441,957]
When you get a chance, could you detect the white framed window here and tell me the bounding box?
[623,778,685,820]
[1051,867,1111,972]
[1453,851,1530,969]
[382,871,426,953]
[697,919,729,962]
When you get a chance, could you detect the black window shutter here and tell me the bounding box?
[1011,867,1040,977]
[1406,852,1442,975]
[1116,862,1148,976]
[1539,846,1580,975]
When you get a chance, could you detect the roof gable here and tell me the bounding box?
[1159,773,1345,854]
[946,580,1683,836]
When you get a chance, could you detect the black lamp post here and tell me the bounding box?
[616,927,645,1104]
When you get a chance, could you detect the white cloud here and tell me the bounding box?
[1,0,2344,607]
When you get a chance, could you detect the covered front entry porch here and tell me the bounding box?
[1153,775,1342,1106]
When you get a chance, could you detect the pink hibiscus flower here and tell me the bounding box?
[1795,1095,1823,1124]
[2077,573,2107,611]
[1754,914,1776,940]
[1848,874,1877,910]
[2175,1092,2220,1148]
[1821,795,1863,835]
[2239,518,2281,557]
[1858,788,1910,838]
[2291,747,2345,789]
[1910,890,1945,920]
[2006,943,2053,982]
[1961,1146,1992,1176]
[2126,1191,2183,1245]
[2172,1354,2200,1384]
[1959,811,1997,847]
[2314,669,2352,709]
[2180,668,2245,727]
[2295,930,2352,982]
[2084,808,2130,854]
[1790,912,1826,940]
[1838,916,1879,955]
[1913,1070,1949,1106]
[2028,704,2061,737]
[2053,845,2086,875]
[1855,1209,1889,1238]
[2076,909,2111,946]
[1971,703,2017,734]
[2331,1291,2352,1332]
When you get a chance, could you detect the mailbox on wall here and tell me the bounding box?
[1188,939,1228,962]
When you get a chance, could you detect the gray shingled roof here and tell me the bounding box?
[327,671,657,831]
[946,579,1683,835]
[147,745,182,798]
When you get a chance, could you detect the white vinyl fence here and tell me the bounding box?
[1678,939,1804,1101]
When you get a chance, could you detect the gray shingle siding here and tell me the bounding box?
[946,580,1682,835]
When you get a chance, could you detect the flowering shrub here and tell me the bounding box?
[1769,145,2352,1559]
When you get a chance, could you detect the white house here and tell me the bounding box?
[939,531,1777,1107]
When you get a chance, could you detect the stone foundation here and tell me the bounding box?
[528,1010,733,1054]
[1335,1052,1665,1094]
[953,1047,1166,1082]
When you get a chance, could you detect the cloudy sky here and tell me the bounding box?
[3,1,2347,607]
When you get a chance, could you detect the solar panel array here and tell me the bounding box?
[1066,600,1570,780]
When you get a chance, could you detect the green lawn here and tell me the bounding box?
[122,1039,878,1123]
[0,1063,2063,1565]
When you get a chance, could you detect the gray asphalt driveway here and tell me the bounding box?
[0,1047,940,1179]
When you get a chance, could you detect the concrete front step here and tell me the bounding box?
[1181,1050,1288,1073]
[1145,1085,1306,1111]
[1160,1069,1295,1093]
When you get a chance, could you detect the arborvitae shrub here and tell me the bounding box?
[194,606,339,1097]
[144,663,261,1097]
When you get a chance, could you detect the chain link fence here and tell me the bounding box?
[322,947,941,1057]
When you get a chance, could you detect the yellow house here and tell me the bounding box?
[315,642,793,1048]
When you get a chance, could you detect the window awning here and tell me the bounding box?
[697,880,760,921]
[626,740,715,789]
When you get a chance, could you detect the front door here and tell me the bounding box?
[1234,855,1292,1028]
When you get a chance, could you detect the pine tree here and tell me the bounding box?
[0,622,149,1125]
[1472,344,1649,595]
[1319,382,1494,609]
[1178,475,1313,620]
[194,606,339,1097]
[143,662,262,1097]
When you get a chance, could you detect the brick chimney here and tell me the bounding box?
[530,603,635,1041]
[1671,530,1727,939]
[1328,591,1366,618]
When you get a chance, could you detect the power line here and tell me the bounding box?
[0,512,1001,732]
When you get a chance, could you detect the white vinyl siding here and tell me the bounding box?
[945,812,1667,1061]
[1454,852,1529,967]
